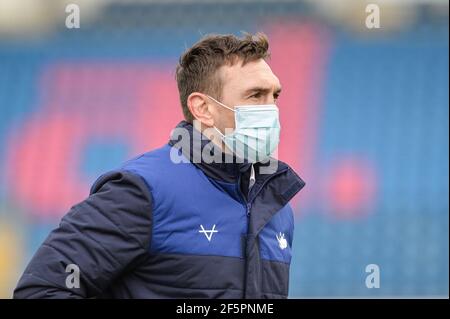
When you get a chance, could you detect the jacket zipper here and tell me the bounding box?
[237,170,251,217]
[238,164,288,218]
[246,164,256,217]
[241,165,289,298]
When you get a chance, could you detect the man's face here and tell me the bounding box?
[209,58,282,133]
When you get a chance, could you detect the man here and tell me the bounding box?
[14,32,305,299]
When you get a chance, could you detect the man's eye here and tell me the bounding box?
[274,94,279,101]
[250,92,261,99]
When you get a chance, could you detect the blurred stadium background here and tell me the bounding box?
[0,0,448,298]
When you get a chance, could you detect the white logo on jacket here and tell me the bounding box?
[199,224,218,242]
[276,232,288,250]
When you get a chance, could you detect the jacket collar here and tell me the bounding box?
[169,121,306,240]
[168,121,294,183]
[168,120,248,182]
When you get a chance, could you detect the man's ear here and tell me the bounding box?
[187,92,214,127]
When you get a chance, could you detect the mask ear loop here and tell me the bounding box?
[205,95,235,112]
[205,95,237,153]
[213,126,225,138]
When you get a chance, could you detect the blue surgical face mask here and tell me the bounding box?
[207,95,281,163]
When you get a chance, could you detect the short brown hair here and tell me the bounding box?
[176,32,270,122]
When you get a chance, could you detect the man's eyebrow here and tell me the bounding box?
[243,86,282,95]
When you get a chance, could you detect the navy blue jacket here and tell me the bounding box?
[14,121,305,299]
